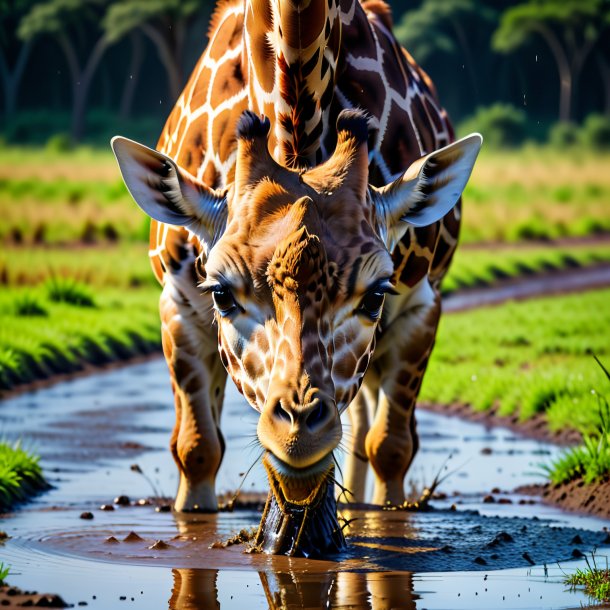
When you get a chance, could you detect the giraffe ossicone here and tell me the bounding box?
[112,0,481,557]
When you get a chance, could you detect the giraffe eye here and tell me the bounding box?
[212,288,238,317]
[358,291,385,320]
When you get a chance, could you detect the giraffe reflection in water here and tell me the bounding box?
[169,568,417,610]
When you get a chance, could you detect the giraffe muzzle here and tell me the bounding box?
[254,452,346,557]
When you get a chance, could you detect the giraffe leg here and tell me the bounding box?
[341,380,378,504]
[365,280,441,506]
[161,288,227,512]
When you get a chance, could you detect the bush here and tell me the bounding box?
[458,104,527,148]
[45,277,96,308]
[45,133,73,153]
[549,122,580,148]
[581,114,610,150]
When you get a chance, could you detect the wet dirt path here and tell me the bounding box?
[443,262,610,312]
[1,359,610,608]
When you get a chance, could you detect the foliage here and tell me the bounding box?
[548,122,580,147]
[0,440,47,512]
[103,0,205,44]
[581,114,610,150]
[420,289,610,437]
[45,277,96,307]
[565,553,610,603]
[458,104,527,148]
[492,0,610,122]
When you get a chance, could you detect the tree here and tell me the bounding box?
[394,0,497,107]
[493,0,610,122]
[18,0,112,141]
[103,0,211,102]
[0,0,37,124]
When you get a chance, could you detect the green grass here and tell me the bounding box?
[0,285,161,392]
[0,441,48,512]
[420,289,610,437]
[543,358,610,485]
[564,554,610,603]
[0,562,8,584]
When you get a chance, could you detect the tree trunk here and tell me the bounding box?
[119,32,144,120]
[0,42,33,124]
[451,19,480,107]
[71,36,109,142]
[596,53,610,115]
[534,24,572,121]
[141,22,183,101]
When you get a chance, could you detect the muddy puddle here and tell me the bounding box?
[1,358,609,609]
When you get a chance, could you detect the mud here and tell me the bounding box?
[443,262,610,312]
[0,585,68,608]
[421,401,583,447]
[519,479,610,520]
[1,359,610,608]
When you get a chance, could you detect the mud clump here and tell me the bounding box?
[149,539,172,550]
[79,512,94,520]
[0,584,68,608]
[123,531,144,543]
[113,495,130,506]
[210,528,257,549]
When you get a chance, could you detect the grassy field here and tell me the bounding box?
[1,145,610,246]
[1,240,609,393]
[420,289,610,437]
[0,283,160,392]
[461,145,610,243]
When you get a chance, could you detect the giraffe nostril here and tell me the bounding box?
[273,401,292,424]
[306,401,330,430]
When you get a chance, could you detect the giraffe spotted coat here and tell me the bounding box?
[112,0,481,512]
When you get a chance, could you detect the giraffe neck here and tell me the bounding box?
[244,0,357,168]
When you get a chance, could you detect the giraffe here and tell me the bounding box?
[112,0,481,534]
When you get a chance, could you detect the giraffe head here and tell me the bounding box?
[112,110,481,552]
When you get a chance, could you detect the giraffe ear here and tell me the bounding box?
[111,136,227,246]
[373,134,482,249]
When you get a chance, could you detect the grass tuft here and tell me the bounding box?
[14,294,47,317]
[543,358,610,485]
[45,277,96,308]
[0,563,9,584]
[564,553,610,603]
[0,441,48,512]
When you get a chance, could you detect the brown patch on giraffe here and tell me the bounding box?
[212,58,248,104]
[374,24,408,100]
[246,2,276,93]
[399,252,431,288]
[280,0,326,50]
[424,96,445,135]
[383,103,421,175]
[343,71,386,122]
[209,10,244,61]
